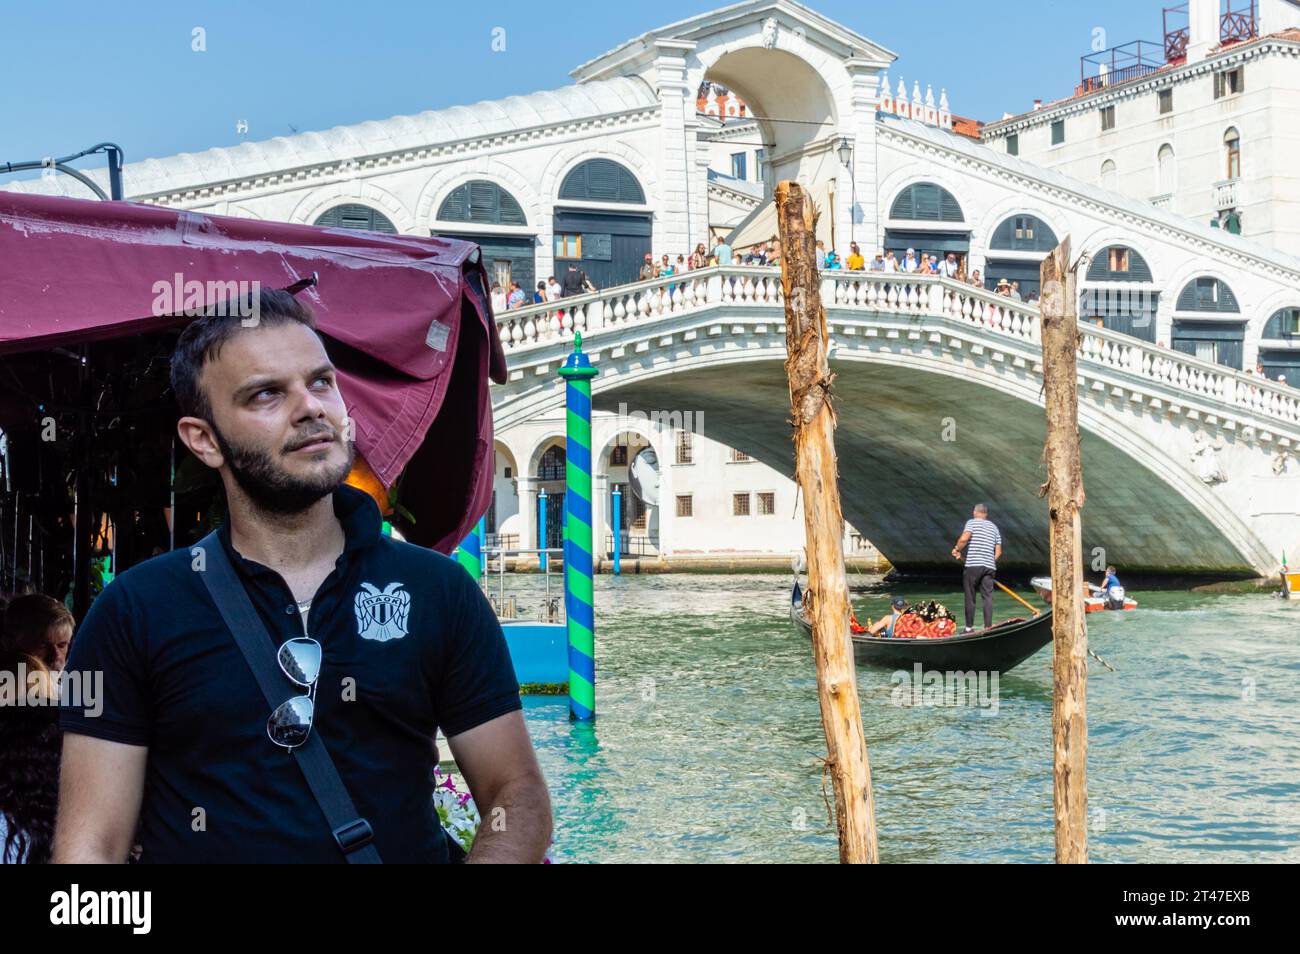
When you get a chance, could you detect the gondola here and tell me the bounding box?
[789,581,1053,673]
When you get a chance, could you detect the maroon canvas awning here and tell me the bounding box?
[0,191,506,553]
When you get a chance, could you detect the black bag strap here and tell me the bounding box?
[194,530,382,864]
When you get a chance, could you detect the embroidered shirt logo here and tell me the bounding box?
[354,582,411,641]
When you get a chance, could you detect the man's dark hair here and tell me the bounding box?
[169,288,318,422]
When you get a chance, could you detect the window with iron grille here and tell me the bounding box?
[757,492,775,515]
[676,495,693,517]
[538,445,566,481]
[733,493,750,516]
[675,430,693,465]
[1108,247,1130,273]
[1099,106,1115,132]
[610,445,628,466]
[729,448,752,462]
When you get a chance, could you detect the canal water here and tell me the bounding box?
[507,573,1299,863]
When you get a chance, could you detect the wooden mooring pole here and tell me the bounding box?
[1039,237,1089,863]
[775,181,879,863]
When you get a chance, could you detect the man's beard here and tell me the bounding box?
[211,421,354,515]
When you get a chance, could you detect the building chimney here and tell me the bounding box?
[1033,98,1042,110]
[1187,0,1221,64]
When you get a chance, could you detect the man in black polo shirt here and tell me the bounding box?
[54,290,552,863]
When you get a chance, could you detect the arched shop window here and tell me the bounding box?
[1085,245,1153,282]
[314,204,397,233]
[1263,307,1300,340]
[437,180,527,225]
[984,215,1060,298]
[884,183,969,270]
[1259,307,1300,383]
[558,160,645,204]
[989,214,1058,253]
[1079,246,1157,342]
[888,182,964,222]
[1176,277,1240,313]
[434,181,535,298]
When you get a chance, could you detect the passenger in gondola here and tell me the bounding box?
[866,597,908,637]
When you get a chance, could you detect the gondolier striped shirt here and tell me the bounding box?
[963,518,1001,570]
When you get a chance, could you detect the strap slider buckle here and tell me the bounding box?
[333,818,374,854]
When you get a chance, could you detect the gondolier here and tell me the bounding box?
[952,503,1002,633]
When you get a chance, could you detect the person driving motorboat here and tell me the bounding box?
[1089,565,1126,609]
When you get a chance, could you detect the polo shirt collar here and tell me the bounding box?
[218,483,383,577]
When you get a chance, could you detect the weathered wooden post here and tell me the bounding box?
[775,180,879,864]
[1039,237,1089,864]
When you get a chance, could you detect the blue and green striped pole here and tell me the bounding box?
[455,517,484,582]
[558,333,598,721]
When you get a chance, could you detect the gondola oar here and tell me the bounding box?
[995,580,1041,616]
[997,580,1117,671]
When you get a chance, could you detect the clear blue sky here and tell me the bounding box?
[0,0,1163,180]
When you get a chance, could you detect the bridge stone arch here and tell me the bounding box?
[690,44,845,185]
[564,343,1266,574]
[491,266,1300,574]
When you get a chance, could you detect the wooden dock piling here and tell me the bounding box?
[775,180,879,864]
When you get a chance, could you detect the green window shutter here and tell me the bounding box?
[314,203,396,234]
[438,185,470,221]
[890,183,963,222]
[559,160,644,203]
